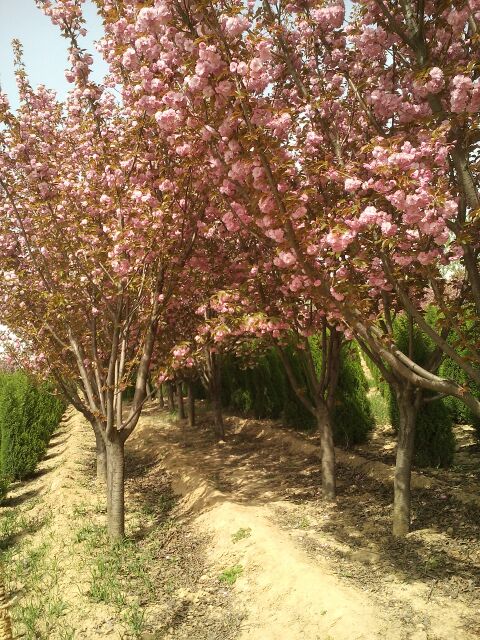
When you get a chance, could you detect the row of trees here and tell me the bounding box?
[0,0,478,538]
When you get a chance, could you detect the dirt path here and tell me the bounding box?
[1,407,118,638]
[0,408,243,639]
[132,403,480,640]
[2,403,479,639]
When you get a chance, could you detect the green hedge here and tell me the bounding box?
[439,357,480,436]
[221,339,374,447]
[0,372,65,498]
[368,314,455,468]
[221,350,288,421]
[387,390,455,468]
[332,342,374,447]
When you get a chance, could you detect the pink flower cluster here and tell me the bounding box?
[311,2,345,30]
[450,75,480,113]
[222,14,250,38]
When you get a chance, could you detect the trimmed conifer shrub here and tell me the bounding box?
[386,315,455,468]
[221,354,250,414]
[280,344,316,430]
[221,338,373,445]
[364,355,390,398]
[439,357,480,436]
[0,372,65,494]
[222,350,288,420]
[332,342,374,447]
[191,376,207,400]
[387,387,455,468]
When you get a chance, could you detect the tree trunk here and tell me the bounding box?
[208,370,224,439]
[187,381,195,427]
[176,381,186,419]
[393,388,419,537]
[206,351,225,439]
[94,425,107,483]
[167,383,175,412]
[212,393,225,439]
[203,343,225,439]
[106,434,125,540]
[158,384,165,408]
[315,403,336,500]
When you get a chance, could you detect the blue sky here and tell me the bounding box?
[1,0,354,110]
[0,0,107,110]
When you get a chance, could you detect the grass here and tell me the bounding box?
[4,541,70,637]
[0,421,185,640]
[74,522,105,544]
[70,484,180,638]
[0,434,204,639]
[90,563,126,607]
[74,523,157,637]
[369,390,390,427]
[297,516,310,529]
[16,599,44,637]
[72,502,89,517]
[219,564,243,585]
[0,507,29,549]
[121,602,145,635]
[231,527,251,543]
[0,503,75,640]
[423,553,445,573]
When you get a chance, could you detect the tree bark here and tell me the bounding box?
[106,434,125,540]
[176,381,186,419]
[315,403,336,500]
[212,394,225,439]
[187,381,195,427]
[166,383,175,412]
[94,426,107,484]
[209,363,225,439]
[393,388,420,537]
[158,384,165,408]
[203,347,225,439]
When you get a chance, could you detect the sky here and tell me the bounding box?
[0,0,354,111]
[0,0,108,110]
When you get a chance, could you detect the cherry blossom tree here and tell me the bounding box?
[93,0,480,535]
[0,36,206,538]
[2,0,477,540]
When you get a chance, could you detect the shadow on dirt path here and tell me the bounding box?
[130,403,480,640]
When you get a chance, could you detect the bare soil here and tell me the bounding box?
[354,421,480,496]
[133,402,480,640]
[0,408,243,639]
[1,402,480,639]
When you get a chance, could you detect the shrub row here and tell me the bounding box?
[221,340,374,447]
[439,357,480,438]
[0,372,65,498]
[366,314,456,468]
